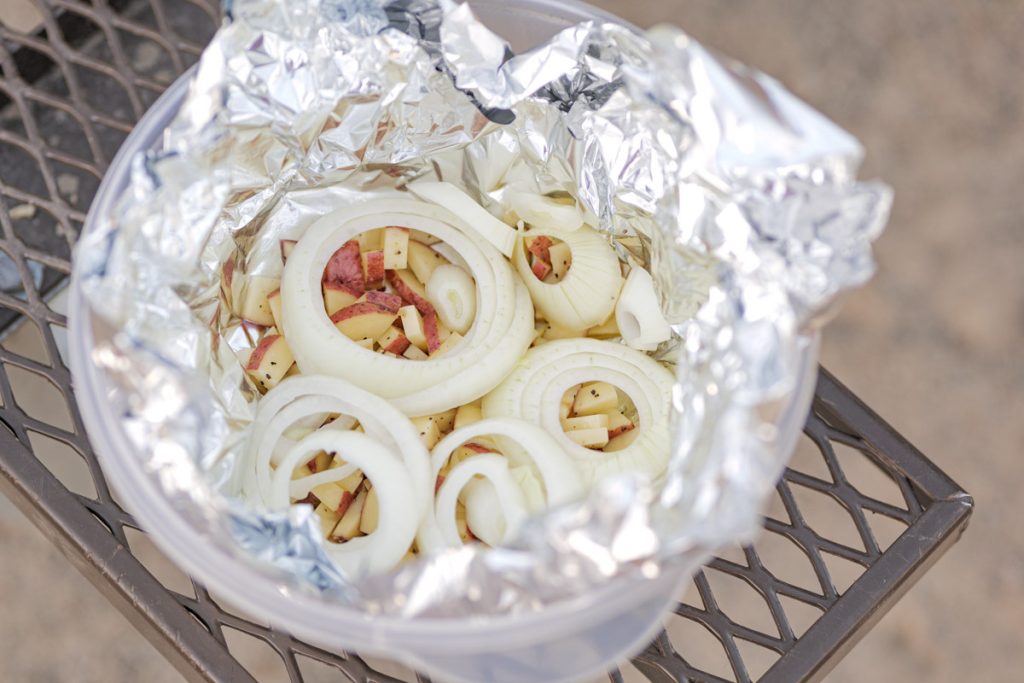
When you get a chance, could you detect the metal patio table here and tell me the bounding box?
[0,2,972,682]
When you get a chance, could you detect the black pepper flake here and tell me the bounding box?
[270,361,277,365]
[265,373,272,379]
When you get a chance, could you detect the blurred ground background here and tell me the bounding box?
[0,0,1021,681]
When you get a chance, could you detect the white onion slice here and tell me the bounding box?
[430,418,584,507]
[271,430,418,577]
[408,181,517,256]
[434,454,528,548]
[508,191,584,232]
[426,264,476,335]
[241,375,431,530]
[616,266,671,350]
[512,226,622,331]
[482,339,676,486]
[280,198,534,415]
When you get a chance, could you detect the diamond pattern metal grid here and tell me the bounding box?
[0,3,972,683]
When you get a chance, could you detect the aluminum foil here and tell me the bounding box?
[76,0,891,617]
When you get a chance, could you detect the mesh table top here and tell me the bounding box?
[0,2,972,682]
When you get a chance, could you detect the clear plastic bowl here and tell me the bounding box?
[69,2,821,682]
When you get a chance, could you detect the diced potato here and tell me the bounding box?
[237,275,281,325]
[409,229,441,245]
[332,487,367,541]
[377,326,411,355]
[455,503,475,543]
[246,335,294,392]
[291,464,313,480]
[572,382,618,416]
[362,250,385,286]
[605,410,635,439]
[309,451,332,473]
[431,330,463,358]
[383,227,410,270]
[454,404,483,430]
[354,337,375,350]
[359,486,379,535]
[560,385,581,421]
[411,416,441,449]
[267,289,284,329]
[563,414,610,432]
[398,305,428,350]
[429,408,458,433]
[357,229,383,252]
[566,427,610,449]
[312,482,349,513]
[333,304,398,342]
[389,269,429,303]
[324,283,361,316]
[605,427,641,452]
[338,470,365,493]
[408,240,449,285]
[314,503,340,538]
[547,242,571,283]
[403,344,429,360]
[531,256,552,280]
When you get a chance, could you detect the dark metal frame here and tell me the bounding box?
[0,2,972,682]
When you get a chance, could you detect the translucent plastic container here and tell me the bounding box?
[68,2,821,682]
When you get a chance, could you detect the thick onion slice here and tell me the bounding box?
[429,418,584,509]
[512,226,623,331]
[434,454,529,549]
[280,198,534,416]
[271,430,418,577]
[482,339,676,486]
[241,375,431,529]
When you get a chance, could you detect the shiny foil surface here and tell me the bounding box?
[76,0,891,616]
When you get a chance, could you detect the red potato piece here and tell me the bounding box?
[403,344,429,360]
[323,240,365,290]
[606,410,636,439]
[323,282,362,316]
[531,256,552,281]
[364,290,403,313]
[362,250,386,287]
[422,309,443,354]
[386,269,432,314]
[331,303,398,342]
[267,288,283,329]
[377,326,411,355]
[547,241,572,283]
[407,240,449,285]
[332,488,367,541]
[308,451,332,473]
[358,229,383,252]
[463,442,493,454]
[435,474,445,494]
[527,235,553,264]
[383,227,410,270]
[279,239,297,264]
[336,489,355,517]
[237,275,281,326]
[398,305,428,351]
[245,335,294,391]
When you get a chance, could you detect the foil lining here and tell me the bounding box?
[76,0,891,617]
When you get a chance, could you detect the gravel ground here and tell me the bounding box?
[1,1,1020,681]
